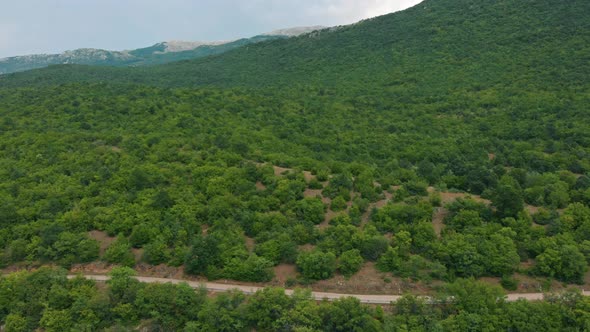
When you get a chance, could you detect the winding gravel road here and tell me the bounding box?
[72,274,589,305]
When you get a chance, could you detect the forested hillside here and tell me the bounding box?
[2,0,589,90]
[0,34,296,74]
[0,0,589,330]
[1,267,589,331]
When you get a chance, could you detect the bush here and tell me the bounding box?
[296,250,336,280]
[331,196,348,211]
[142,239,171,265]
[225,254,274,282]
[500,275,519,291]
[405,180,428,196]
[295,197,326,224]
[103,235,135,267]
[338,249,364,277]
[308,178,324,189]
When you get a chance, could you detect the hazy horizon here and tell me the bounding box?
[0,0,422,58]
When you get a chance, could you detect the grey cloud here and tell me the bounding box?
[0,0,422,58]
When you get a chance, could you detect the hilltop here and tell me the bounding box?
[1,0,588,91]
[0,26,324,74]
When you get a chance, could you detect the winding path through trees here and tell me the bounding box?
[73,274,590,305]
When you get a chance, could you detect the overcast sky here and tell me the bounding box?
[0,0,423,58]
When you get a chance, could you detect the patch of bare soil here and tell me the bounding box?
[132,248,144,263]
[321,209,347,228]
[433,189,542,220]
[304,188,323,198]
[302,171,315,182]
[134,264,187,279]
[439,191,491,205]
[71,262,113,275]
[312,262,433,295]
[361,191,392,226]
[274,264,298,284]
[298,244,316,252]
[245,236,255,253]
[272,165,292,177]
[481,272,581,294]
[255,181,267,191]
[432,207,448,237]
[88,230,115,255]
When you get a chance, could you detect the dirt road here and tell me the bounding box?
[73,274,589,305]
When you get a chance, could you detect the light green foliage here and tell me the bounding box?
[103,235,135,267]
[330,196,348,212]
[535,237,587,284]
[295,197,326,224]
[39,309,73,332]
[225,254,275,282]
[296,250,337,280]
[561,203,590,241]
[338,249,364,277]
[0,1,587,325]
[142,238,171,265]
[1,268,590,331]
[254,235,297,264]
[493,176,524,218]
[4,313,27,332]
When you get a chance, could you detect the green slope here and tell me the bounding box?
[0,0,589,310]
[0,35,287,75]
[2,0,589,91]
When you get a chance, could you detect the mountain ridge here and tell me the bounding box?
[0,26,326,74]
[2,0,587,92]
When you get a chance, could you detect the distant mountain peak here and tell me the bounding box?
[263,26,327,37]
[0,25,329,75]
[159,40,233,53]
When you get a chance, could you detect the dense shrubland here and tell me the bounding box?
[0,0,589,329]
[1,268,589,331]
[0,84,588,285]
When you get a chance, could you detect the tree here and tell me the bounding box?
[225,254,274,282]
[493,176,524,218]
[103,235,135,267]
[446,210,483,231]
[129,223,156,248]
[255,236,297,264]
[320,297,382,332]
[185,235,221,276]
[536,244,587,283]
[4,313,27,332]
[561,203,590,241]
[443,278,505,314]
[134,282,204,330]
[338,249,364,277]
[142,238,171,265]
[330,196,348,212]
[195,290,246,332]
[439,234,484,277]
[359,236,389,261]
[297,250,337,280]
[151,190,175,209]
[107,267,140,304]
[39,309,73,332]
[480,233,520,276]
[295,197,326,224]
[245,288,293,331]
